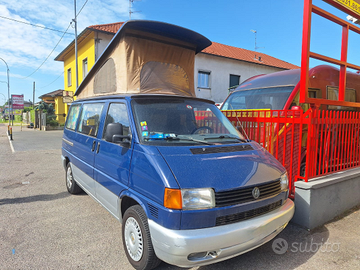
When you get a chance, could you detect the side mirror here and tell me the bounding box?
[105,123,131,146]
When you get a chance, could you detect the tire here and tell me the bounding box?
[122,205,161,270]
[66,163,82,194]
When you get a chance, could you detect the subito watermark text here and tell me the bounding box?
[272,238,340,255]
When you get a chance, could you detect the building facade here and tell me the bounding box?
[38,89,66,122]
[196,42,298,102]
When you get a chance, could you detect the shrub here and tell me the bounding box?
[48,119,59,127]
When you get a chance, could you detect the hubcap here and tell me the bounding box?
[66,167,73,189]
[124,217,143,261]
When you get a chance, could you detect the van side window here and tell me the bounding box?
[103,103,130,140]
[308,88,321,98]
[65,104,81,130]
[327,86,356,111]
[77,103,104,137]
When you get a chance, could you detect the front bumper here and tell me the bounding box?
[149,198,294,267]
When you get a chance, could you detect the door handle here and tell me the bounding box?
[91,141,96,152]
[96,142,100,153]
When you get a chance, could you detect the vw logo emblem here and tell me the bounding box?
[252,187,260,199]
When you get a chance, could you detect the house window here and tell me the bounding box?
[67,68,72,87]
[82,58,88,79]
[198,71,210,88]
[229,74,240,89]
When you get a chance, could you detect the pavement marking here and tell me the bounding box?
[6,130,15,153]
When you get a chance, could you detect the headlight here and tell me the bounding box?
[280,172,289,191]
[182,188,215,210]
[164,188,215,210]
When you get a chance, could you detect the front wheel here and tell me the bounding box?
[122,205,161,270]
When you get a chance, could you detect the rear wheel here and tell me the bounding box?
[66,163,82,194]
[122,205,161,270]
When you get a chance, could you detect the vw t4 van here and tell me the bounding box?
[61,20,294,270]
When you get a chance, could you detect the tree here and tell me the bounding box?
[35,101,54,114]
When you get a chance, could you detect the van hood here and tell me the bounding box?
[157,142,285,192]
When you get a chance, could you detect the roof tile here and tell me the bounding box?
[88,22,124,34]
[202,42,299,70]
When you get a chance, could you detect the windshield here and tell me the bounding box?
[222,86,294,110]
[131,97,245,146]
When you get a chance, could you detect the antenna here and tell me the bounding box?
[129,0,141,19]
[250,29,264,52]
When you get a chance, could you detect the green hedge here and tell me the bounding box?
[30,110,35,123]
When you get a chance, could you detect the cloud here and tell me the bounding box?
[0,0,134,77]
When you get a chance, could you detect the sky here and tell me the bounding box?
[0,0,359,105]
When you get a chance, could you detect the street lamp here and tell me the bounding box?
[0,57,10,126]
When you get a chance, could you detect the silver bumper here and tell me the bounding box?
[149,199,295,267]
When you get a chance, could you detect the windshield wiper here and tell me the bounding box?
[204,135,248,143]
[164,136,213,145]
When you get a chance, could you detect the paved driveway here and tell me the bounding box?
[9,126,63,152]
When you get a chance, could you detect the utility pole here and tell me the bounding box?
[73,0,79,89]
[33,81,35,109]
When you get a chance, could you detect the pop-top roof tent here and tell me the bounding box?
[75,20,212,99]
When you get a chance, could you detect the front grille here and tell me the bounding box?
[190,144,253,155]
[215,200,282,226]
[215,180,281,207]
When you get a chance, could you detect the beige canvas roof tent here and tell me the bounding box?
[75,20,212,99]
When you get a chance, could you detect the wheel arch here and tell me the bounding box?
[119,193,147,223]
[62,155,70,170]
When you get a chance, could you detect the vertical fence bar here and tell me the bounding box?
[349,111,354,167]
[296,109,304,184]
[354,112,360,166]
[345,111,351,169]
[337,111,344,171]
[312,110,318,177]
[330,111,336,173]
[355,112,360,166]
[318,110,325,175]
[268,113,272,154]
[353,112,357,166]
[324,110,329,174]
[305,109,313,181]
[276,115,281,160]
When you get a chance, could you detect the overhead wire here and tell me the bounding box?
[77,0,89,16]
[33,0,90,90]
[21,22,73,80]
[0,15,74,35]
[37,71,65,92]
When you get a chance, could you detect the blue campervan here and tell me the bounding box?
[61,21,294,270]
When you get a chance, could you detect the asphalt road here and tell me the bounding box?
[1,124,360,270]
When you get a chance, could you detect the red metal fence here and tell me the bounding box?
[221,109,360,198]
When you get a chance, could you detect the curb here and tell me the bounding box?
[5,128,15,153]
